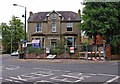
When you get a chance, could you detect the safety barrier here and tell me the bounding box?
[79,51,105,61]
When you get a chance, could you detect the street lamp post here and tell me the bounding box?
[13,4,27,59]
[11,28,13,54]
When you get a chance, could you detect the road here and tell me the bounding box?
[0,54,120,84]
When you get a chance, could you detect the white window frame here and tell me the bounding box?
[36,23,42,32]
[52,22,56,32]
[67,23,73,32]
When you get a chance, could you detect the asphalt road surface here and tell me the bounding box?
[0,54,120,84]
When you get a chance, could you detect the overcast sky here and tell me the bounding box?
[0,0,84,24]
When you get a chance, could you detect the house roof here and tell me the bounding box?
[28,11,81,22]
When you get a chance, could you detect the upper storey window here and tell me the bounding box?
[67,23,73,31]
[52,13,56,20]
[52,13,56,32]
[52,22,56,32]
[36,23,42,32]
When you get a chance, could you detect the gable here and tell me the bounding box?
[46,10,61,17]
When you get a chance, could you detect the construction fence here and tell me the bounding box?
[79,45,105,60]
[24,43,110,61]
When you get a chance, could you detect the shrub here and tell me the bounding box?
[27,47,35,54]
[27,47,44,54]
[50,42,64,55]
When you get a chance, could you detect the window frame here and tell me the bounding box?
[51,39,57,47]
[52,13,56,20]
[67,23,73,32]
[36,23,42,32]
[52,21,56,32]
[67,37,73,47]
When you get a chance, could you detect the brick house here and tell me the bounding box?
[27,10,81,48]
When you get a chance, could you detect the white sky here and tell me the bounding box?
[0,0,84,24]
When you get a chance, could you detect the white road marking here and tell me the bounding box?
[4,65,20,71]
[51,76,72,82]
[89,73,97,76]
[75,79,83,82]
[5,79,13,81]
[33,67,61,72]
[105,76,119,83]
[0,77,2,80]
[14,81,23,83]
[3,67,119,83]
[63,74,91,79]
[64,70,71,72]
[35,80,51,82]
[62,78,74,82]
[97,73,118,77]
[63,74,85,82]
[62,74,81,79]
[10,76,27,81]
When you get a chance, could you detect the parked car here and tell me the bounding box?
[11,50,19,56]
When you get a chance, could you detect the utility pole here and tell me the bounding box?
[11,29,13,54]
[13,4,27,59]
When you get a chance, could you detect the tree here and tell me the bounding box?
[81,2,120,54]
[0,23,10,53]
[1,16,24,53]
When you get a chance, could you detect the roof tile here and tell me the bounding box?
[28,11,81,22]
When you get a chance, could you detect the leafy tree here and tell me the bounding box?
[81,2,120,54]
[0,23,10,53]
[1,16,24,53]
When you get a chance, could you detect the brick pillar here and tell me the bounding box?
[106,44,111,59]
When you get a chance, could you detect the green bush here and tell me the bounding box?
[50,42,64,55]
[27,47,35,54]
[27,47,44,54]
[34,48,44,54]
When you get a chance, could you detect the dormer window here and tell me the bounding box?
[36,23,42,32]
[67,23,73,31]
[52,13,56,19]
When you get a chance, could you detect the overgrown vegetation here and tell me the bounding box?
[27,47,44,55]
[50,42,64,55]
[81,1,120,55]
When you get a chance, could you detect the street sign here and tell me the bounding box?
[23,40,27,43]
[70,47,74,53]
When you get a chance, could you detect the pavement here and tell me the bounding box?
[10,58,120,64]
[1,54,120,63]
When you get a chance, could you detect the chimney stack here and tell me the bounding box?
[29,11,33,17]
[78,9,81,17]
